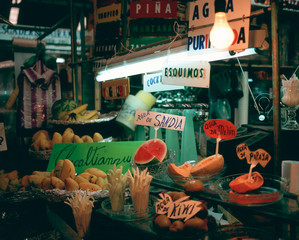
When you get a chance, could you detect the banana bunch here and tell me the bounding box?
[31,128,104,152]
[63,104,99,121]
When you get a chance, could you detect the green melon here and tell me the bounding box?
[133,139,168,165]
[51,99,78,120]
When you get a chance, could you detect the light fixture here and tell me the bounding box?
[210,0,234,50]
[96,38,257,82]
[9,7,19,25]
[56,57,65,63]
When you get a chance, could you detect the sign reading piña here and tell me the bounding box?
[134,110,185,131]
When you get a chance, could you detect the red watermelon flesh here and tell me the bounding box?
[133,139,168,164]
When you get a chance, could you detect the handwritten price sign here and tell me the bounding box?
[134,110,186,131]
[203,119,237,139]
[236,143,271,168]
[156,193,204,222]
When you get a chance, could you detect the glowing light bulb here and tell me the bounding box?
[210,12,234,50]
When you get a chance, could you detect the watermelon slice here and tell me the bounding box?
[133,139,168,165]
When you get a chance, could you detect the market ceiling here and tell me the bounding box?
[0,0,92,29]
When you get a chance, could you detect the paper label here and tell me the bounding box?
[47,141,144,174]
[203,119,237,139]
[236,143,271,168]
[0,123,7,151]
[155,193,203,221]
[134,110,185,131]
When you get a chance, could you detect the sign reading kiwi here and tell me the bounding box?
[203,119,237,140]
[47,141,144,174]
[156,193,204,221]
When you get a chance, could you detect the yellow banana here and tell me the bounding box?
[68,104,88,115]
[81,110,98,120]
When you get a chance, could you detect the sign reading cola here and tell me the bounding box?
[162,61,210,88]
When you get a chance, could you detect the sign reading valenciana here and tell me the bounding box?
[162,61,210,88]
[130,0,177,19]
[134,110,186,131]
[188,0,251,52]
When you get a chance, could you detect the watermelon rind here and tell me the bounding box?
[51,99,78,120]
[133,139,168,165]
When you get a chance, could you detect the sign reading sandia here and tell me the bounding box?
[162,61,210,88]
[134,110,186,131]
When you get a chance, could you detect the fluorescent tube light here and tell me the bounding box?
[96,44,256,82]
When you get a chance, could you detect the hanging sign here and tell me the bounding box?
[47,141,144,175]
[134,110,186,131]
[130,0,177,19]
[95,38,119,57]
[188,0,251,52]
[128,37,168,50]
[143,73,184,92]
[129,19,177,37]
[156,193,204,221]
[102,78,130,100]
[187,19,250,52]
[0,123,7,152]
[162,61,210,88]
[96,3,121,24]
[236,143,271,168]
[204,119,237,140]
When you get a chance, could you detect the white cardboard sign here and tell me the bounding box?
[189,0,251,27]
[134,110,186,131]
[162,61,210,88]
[187,19,250,52]
[188,0,251,52]
[143,73,184,92]
[0,123,7,151]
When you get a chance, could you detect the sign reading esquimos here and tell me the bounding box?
[162,61,210,88]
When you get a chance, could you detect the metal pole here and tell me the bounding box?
[271,0,280,175]
[69,0,78,103]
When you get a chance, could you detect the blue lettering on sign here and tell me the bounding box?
[187,34,210,51]
[147,75,161,87]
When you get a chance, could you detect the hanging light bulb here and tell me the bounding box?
[210,0,234,50]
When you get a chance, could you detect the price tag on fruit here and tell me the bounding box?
[203,119,237,156]
[203,119,237,139]
[134,110,186,131]
[236,143,271,168]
